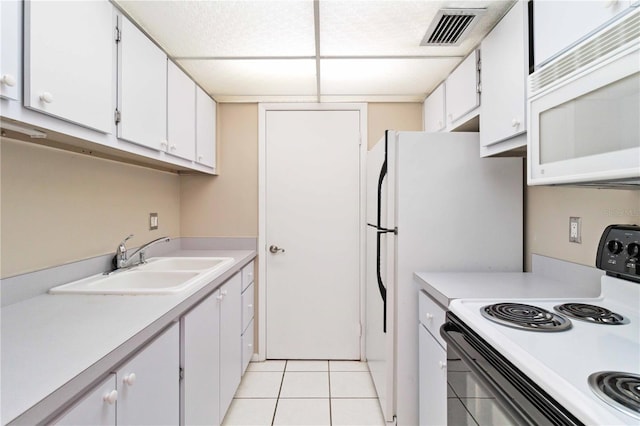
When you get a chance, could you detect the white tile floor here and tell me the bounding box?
[222,360,385,426]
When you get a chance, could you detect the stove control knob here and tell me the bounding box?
[628,243,640,258]
[607,240,624,254]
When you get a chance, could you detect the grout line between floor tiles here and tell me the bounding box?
[271,360,287,426]
[328,364,333,426]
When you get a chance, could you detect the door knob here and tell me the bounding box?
[269,245,285,254]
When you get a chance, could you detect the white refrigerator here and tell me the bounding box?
[365,131,523,425]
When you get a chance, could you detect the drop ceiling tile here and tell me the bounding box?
[320,58,461,98]
[178,59,317,98]
[116,0,316,57]
[319,0,514,57]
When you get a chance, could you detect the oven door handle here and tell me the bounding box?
[440,322,537,426]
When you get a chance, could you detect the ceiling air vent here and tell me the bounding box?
[421,8,485,46]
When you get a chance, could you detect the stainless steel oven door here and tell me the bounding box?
[441,312,584,426]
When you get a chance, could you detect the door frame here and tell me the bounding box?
[257,103,368,361]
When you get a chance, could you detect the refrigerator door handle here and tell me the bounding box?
[376,230,387,333]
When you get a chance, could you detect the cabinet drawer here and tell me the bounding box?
[242,282,255,334]
[419,290,447,348]
[242,319,254,375]
[241,261,255,291]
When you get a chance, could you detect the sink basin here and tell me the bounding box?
[49,257,235,295]
[136,257,234,272]
[49,271,200,295]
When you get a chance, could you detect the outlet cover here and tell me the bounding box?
[569,217,581,243]
[150,213,159,230]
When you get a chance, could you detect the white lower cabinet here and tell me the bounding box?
[219,273,242,422]
[418,291,447,426]
[182,290,221,426]
[52,374,117,426]
[419,325,447,426]
[53,323,179,426]
[116,323,180,425]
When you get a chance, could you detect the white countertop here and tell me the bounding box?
[414,271,603,308]
[1,249,255,425]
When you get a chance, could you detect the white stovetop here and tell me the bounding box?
[449,276,640,425]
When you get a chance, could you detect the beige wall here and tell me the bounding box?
[367,103,424,149]
[1,138,181,278]
[525,185,640,270]
[180,103,259,237]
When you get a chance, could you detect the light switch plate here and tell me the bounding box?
[150,213,159,230]
[569,217,581,243]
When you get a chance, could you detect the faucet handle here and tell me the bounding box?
[118,234,134,251]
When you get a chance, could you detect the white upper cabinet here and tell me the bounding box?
[117,16,167,151]
[24,0,113,133]
[167,61,196,161]
[196,86,217,170]
[423,83,445,132]
[534,0,634,67]
[480,1,528,156]
[1,0,21,101]
[445,50,480,126]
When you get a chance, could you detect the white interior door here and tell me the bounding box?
[265,109,361,360]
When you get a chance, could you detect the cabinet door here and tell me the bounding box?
[117,323,179,426]
[195,86,217,169]
[445,50,480,125]
[182,290,221,426]
[24,0,113,132]
[167,60,196,161]
[117,16,167,150]
[219,273,242,421]
[423,83,445,132]
[241,282,255,334]
[419,325,447,426]
[53,374,117,426]
[480,1,527,148]
[242,319,254,376]
[534,0,633,67]
[1,0,21,101]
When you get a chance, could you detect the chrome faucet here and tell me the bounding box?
[111,234,171,272]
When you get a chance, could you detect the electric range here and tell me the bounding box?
[442,225,640,425]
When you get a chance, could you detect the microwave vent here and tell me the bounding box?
[420,9,485,46]
[530,9,640,96]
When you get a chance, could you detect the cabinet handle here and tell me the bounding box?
[1,74,16,87]
[511,118,520,128]
[448,113,453,122]
[170,145,177,151]
[605,0,619,8]
[39,92,54,103]
[438,120,443,128]
[103,390,118,405]
[198,155,203,161]
[123,373,136,386]
[247,304,253,308]
[425,313,434,320]
[221,290,228,296]
[160,141,168,149]
[439,361,447,369]
[216,294,224,301]
[248,343,253,348]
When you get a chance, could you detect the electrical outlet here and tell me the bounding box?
[150,213,159,230]
[569,217,581,243]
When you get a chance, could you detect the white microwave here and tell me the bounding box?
[528,8,640,188]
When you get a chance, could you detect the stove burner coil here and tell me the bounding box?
[480,303,572,331]
[589,371,640,420]
[554,303,628,325]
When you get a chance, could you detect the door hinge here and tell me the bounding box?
[114,109,121,125]
[359,323,363,337]
[477,82,482,94]
[359,134,362,146]
[115,26,121,43]
[179,367,184,380]
[477,58,481,72]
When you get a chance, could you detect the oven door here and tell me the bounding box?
[440,312,584,426]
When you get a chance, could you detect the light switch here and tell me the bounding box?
[150,213,159,230]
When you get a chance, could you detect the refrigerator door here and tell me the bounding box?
[366,131,396,423]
